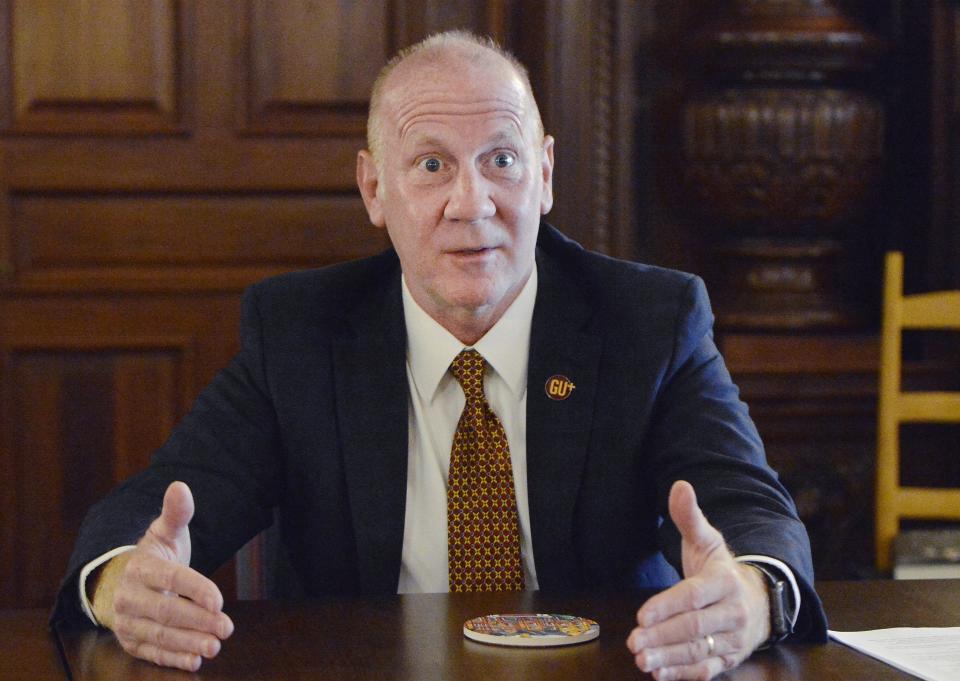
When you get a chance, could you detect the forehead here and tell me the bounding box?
[380,52,535,147]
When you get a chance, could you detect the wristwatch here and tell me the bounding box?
[748,562,794,648]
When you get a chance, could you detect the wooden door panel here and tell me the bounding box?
[0,293,241,608]
[4,138,363,191]
[4,349,179,607]
[5,0,183,133]
[242,0,387,135]
[0,291,244,608]
[11,192,386,291]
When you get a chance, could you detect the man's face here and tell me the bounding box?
[357,52,554,340]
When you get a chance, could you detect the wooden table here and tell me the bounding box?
[9,580,960,680]
[0,609,66,681]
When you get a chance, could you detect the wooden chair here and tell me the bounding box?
[875,251,960,571]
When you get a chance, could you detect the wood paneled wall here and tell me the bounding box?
[0,0,515,609]
[2,0,957,608]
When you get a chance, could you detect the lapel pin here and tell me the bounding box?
[545,375,576,401]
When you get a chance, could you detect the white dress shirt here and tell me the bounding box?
[397,267,540,592]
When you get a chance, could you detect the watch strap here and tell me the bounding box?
[747,562,793,648]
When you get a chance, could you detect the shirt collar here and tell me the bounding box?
[402,266,537,403]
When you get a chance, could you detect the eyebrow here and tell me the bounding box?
[485,130,524,148]
[405,135,450,154]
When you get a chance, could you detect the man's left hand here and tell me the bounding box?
[626,480,771,681]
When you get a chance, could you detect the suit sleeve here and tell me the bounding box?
[646,275,828,643]
[51,285,282,628]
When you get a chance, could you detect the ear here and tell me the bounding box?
[539,135,555,215]
[357,150,386,228]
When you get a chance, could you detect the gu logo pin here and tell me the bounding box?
[545,375,576,401]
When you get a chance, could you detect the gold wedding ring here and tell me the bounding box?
[705,634,716,656]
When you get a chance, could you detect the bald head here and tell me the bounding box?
[366,30,544,165]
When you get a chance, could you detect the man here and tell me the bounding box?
[53,31,827,680]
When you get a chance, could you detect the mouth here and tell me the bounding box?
[447,246,497,256]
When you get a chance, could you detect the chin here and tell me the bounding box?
[444,286,505,313]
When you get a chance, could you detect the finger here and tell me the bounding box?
[114,581,234,638]
[627,597,737,652]
[632,632,742,672]
[115,615,224,660]
[634,572,733,628]
[142,481,195,556]
[669,481,723,553]
[647,655,732,681]
[125,638,203,672]
[125,552,225,613]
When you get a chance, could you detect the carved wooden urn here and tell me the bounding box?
[681,0,885,329]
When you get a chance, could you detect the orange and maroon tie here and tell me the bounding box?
[447,349,525,592]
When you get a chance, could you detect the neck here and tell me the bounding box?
[434,306,503,346]
[402,268,534,346]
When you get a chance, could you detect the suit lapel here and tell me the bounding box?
[332,267,409,593]
[526,245,601,590]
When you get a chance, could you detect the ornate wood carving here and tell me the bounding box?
[589,0,615,254]
[679,0,886,329]
[525,0,636,258]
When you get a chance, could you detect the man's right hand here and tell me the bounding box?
[90,481,234,671]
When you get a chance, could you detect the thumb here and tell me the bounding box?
[141,481,194,564]
[669,480,711,545]
[669,480,725,575]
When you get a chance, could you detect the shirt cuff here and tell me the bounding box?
[734,554,801,627]
[78,545,137,626]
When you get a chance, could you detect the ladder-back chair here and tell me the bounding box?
[875,251,960,571]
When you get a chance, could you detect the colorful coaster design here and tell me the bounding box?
[463,613,599,647]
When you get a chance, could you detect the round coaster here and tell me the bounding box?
[463,613,599,647]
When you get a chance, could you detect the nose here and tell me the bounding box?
[444,166,496,222]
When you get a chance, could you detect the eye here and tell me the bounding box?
[418,157,443,172]
[493,152,515,169]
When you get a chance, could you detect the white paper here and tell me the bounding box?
[829,628,960,681]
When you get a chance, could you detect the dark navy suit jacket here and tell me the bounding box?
[53,223,827,641]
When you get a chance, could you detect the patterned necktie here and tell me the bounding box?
[447,349,525,592]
